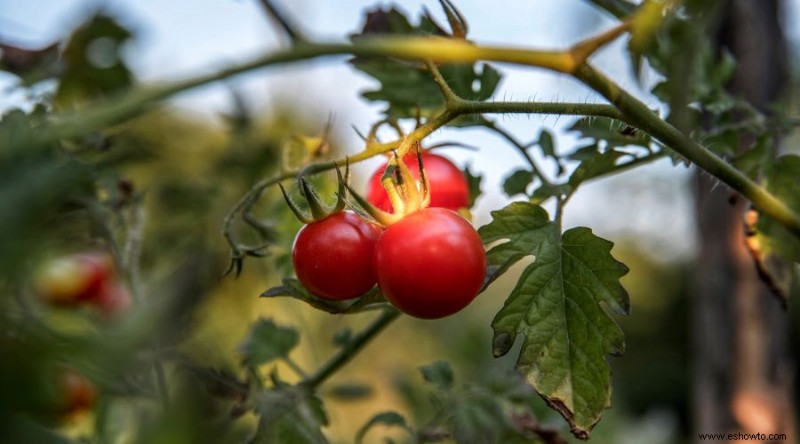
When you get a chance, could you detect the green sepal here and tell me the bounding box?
[279,182,314,224]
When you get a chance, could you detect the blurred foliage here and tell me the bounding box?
[1,1,799,444]
[56,15,134,107]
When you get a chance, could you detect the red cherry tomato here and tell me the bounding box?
[375,208,486,319]
[36,253,114,306]
[292,211,382,300]
[367,152,469,213]
[95,283,132,319]
[58,370,96,416]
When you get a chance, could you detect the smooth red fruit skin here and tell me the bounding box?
[292,211,382,301]
[58,370,96,416]
[367,152,470,213]
[375,208,486,319]
[36,253,113,306]
[95,283,132,319]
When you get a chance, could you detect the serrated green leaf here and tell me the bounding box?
[420,360,454,390]
[478,202,629,439]
[463,164,483,208]
[355,411,409,444]
[239,319,299,366]
[748,155,800,302]
[502,169,535,197]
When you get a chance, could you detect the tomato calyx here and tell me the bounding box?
[280,162,350,224]
[346,147,432,227]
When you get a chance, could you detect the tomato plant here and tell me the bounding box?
[292,211,382,300]
[375,208,486,319]
[1,1,799,443]
[367,152,469,212]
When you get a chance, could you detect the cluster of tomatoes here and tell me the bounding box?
[35,252,131,319]
[27,252,128,420]
[291,152,486,319]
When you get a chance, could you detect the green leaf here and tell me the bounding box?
[350,7,501,121]
[262,278,346,311]
[502,169,535,197]
[538,129,556,158]
[253,388,329,444]
[733,135,771,178]
[567,143,599,161]
[261,278,387,314]
[464,164,483,208]
[479,202,630,439]
[355,411,410,444]
[568,149,628,188]
[239,319,299,366]
[747,155,800,302]
[420,360,454,390]
[529,183,570,205]
[56,14,134,106]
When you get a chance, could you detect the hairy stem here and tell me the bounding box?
[29,37,573,152]
[20,30,795,239]
[301,308,400,389]
[453,100,622,119]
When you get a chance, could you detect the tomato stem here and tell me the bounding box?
[301,308,400,389]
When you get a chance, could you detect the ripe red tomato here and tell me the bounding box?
[96,283,132,319]
[36,253,114,306]
[367,152,469,213]
[57,370,96,416]
[374,208,486,319]
[292,211,382,300]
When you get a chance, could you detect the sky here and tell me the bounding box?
[3,0,797,262]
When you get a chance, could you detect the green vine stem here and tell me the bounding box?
[301,308,400,390]
[16,30,798,238]
[574,63,800,237]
